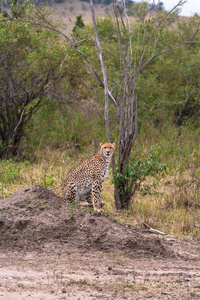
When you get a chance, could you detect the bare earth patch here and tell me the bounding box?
[0,185,200,299]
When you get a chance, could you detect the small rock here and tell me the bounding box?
[108,266,112,271]
[62,288,67,293]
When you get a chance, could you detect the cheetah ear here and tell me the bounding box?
[100,143,102,147]
[112,143,116,147]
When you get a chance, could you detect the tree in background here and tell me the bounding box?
[0,7,67,158]
[73,15,85,34]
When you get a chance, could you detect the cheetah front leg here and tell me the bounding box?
[92,180,102,212]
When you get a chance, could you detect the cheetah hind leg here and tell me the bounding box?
[85,190,93,204]
[63,184,79,203]
[85,191,105,208]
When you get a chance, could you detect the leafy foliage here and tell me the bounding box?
[136,18,200,128]
[0,160,22,194]
[1,10,199,158]
[73,15,85,33]
[86,16,200,129]
[113,145,167,207]
[0,8,67,158]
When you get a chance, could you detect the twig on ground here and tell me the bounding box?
[129,223,167,235]
[142,223,167,235]
[162,292,171,295]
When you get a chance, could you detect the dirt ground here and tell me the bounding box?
[0,185,200,299]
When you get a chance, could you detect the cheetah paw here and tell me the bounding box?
[100,201,105,208]
[93,208,104,215]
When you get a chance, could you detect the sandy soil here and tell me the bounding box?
[0,185,200,299]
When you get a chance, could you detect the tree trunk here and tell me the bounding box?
[114,181,131,210]
[114,131,137,209]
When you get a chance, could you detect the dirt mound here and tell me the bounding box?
[0,185,172,257]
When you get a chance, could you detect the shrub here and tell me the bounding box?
[112,144,167,207]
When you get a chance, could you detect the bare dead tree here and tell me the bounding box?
[89,0,200,209]
[1,0,200,207]
[90,0,139,208]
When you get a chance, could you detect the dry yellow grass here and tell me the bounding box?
[53,0,107,28]
[52,0,189,33]
[1,148,199,239]
[103,174,200,239]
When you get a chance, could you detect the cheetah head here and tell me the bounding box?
[100,142,115,159]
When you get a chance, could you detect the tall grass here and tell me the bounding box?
[0,125,199,238]
[0,142,96,199]
[107,126,200,238]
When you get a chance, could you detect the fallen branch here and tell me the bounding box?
[142,223,167,235]
[162,292,171,295]
[129,223,167,235]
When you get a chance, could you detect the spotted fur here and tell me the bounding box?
[62,143,115,212]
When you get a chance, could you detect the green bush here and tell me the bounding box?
[113,145,167,200]
[0,160,22,192]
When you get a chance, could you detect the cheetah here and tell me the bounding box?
[62,142,115,212]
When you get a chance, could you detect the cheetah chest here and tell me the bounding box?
[100,166,109,182]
